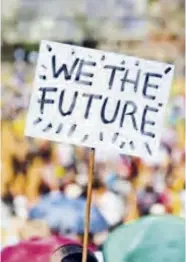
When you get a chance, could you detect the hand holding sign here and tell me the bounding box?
[25,40,174,159]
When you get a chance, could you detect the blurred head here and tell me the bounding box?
[64,183,83,199]
[38,180,51,196]
[51,244,98,262]
[145,180,155,193]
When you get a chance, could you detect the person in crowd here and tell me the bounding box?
[137,182,161,216]
[51,244,98,262]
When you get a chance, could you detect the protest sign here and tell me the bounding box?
[25,40,174,159]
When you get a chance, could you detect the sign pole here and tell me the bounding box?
[82,147,95,262]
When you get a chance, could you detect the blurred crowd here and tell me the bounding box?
[1,54,185,251]
[1,0,185,258]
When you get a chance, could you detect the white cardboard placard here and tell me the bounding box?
[25,40,174,159]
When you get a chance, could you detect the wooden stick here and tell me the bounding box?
[82,148,95,262]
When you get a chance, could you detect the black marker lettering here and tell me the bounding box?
[52,55,79,79]
[164,67,171,74]
[43,123,52,132]
[99,132,104,141]
[112,132,119,143]
[75,60,96,86]
[68,124,77,136]
[47,45,52,52]
[145,142,152,155]
[129,141,135,149]
[101,97,120,124]
[81,134,89,142]
[56,123,63,134]
[39,75,46,80]
[41,65,47,69]
[120,142,125,148]
[143,73,162,100]
[33,117,42,125]
[120,69,141,92]
[120,101,138,130]
[141,105,158,138]
[38,87,57,114]
[58,90,78,116]
[82,93,102,119]
[101,55,105,61]
[104,65,125,89]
